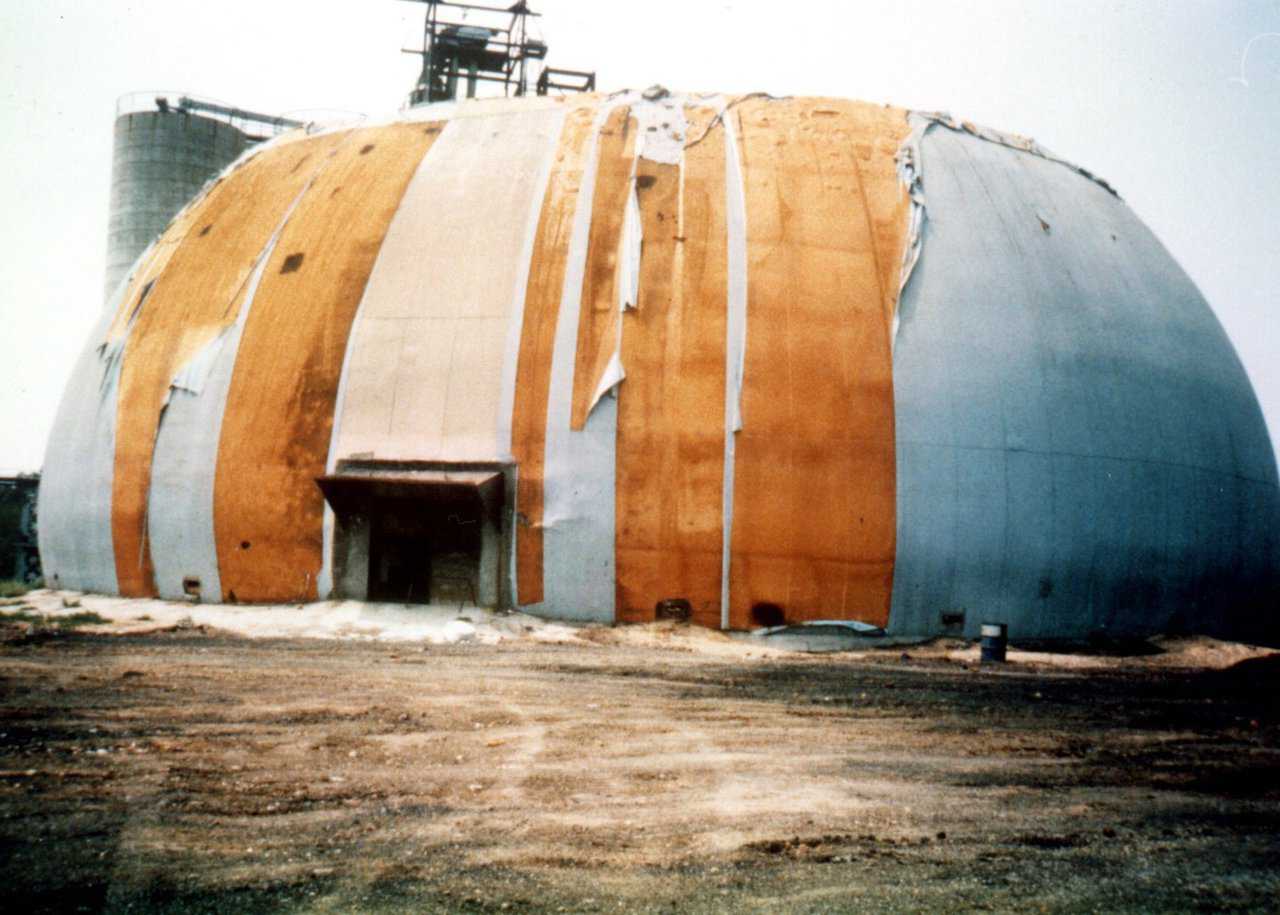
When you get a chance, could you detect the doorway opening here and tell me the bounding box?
[367,489,482,603]
[317,461,509,607]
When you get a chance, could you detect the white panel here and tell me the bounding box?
[330,106,565,465]
[441,316,510,458]
[333,316,411,457]
[718,106,749,630]
[387,317,455,456]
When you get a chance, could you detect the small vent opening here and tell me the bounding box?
[750,602,786,628]
[655,598,691,622]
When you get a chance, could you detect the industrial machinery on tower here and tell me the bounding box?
[402,0,595,105]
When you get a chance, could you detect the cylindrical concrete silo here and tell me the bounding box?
[104,94,253,301]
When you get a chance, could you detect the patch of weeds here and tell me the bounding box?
[55,611,109,629]
[0,579,34,598]
[0,609,108,630]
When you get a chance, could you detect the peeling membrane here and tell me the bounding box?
[509,103,602,605]
[158,218,302,406]
[611,98,732,627]
[618,180,643,312]
[49,91,1271,641]
[583,176,641,417]
[576,86,693,426]
[164,334,226,401]
[538,96,629,621]
[893,121,927,347]
[101,138,282,348]
[682,91,779,151]
[916,111,1118,196]
[148,196,301,602]
[632,86,688,165]
[112,130,358,599]
[571,90,747,625]
[725,96,905,629]
[98,286,148,389]
[893,109,1119,344]
[589,349,627,410]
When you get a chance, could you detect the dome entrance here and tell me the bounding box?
[318,463,508,607]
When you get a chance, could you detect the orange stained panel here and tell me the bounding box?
[213,122,443,602]
[109,131,351,596]
[569,105,635,430]
[104,203,205,345]
[511,102,601,605]
[102,133,323,345]
[727,98,912,629]
[827,100,918,329]
[615,107,728,627]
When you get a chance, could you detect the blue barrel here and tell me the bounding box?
[980,622,1008,663]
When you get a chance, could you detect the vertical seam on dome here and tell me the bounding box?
[720,100,749,631]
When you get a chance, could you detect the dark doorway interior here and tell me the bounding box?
[367,490,482,604]
[318,463,508,608]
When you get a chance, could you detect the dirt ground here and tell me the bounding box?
[1,601,1278,913]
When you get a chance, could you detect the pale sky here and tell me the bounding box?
[1,0,1277,475]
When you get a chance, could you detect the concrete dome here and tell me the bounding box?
[38,91,1279,642]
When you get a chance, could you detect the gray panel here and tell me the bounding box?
[539,395,618,622]
[148,191,301,602]
[1000,448,1057,631]
[147,330,236,601]
[891,441,958,630]
[37,271,142,593]
[890,124,1280,642]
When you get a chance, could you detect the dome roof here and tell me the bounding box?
[39,91,1279,641]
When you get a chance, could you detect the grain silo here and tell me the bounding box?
[105,93,300,301]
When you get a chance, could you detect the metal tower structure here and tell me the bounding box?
[400,1,595,106]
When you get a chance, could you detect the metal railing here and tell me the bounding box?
[115,91,307,136]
